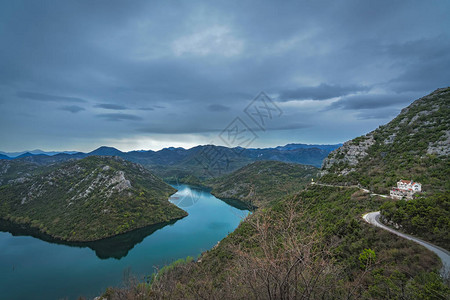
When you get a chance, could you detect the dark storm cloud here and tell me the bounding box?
[385,38,450,93]
[96,113,142,122]
[0,0,449,151]
[94,104,128,110]
[17,91,86,103]
[59,105,85,113]
[326,94,414,110]
[279,84,370,101]
[207,104,231,112]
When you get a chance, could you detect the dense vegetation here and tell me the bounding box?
[207,160,318,208]
[321,87,450,194]
[0,159,42,186]
[104,185,447,299]
[0,156,186,241]
[381,192,450,250]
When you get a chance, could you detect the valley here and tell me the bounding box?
[0,88,448,299]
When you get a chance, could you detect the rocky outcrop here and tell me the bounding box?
[0,160,37,186]
[427,130,450,156]
[319,87,449,193]
[321,134,374,175]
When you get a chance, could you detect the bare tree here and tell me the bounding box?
[226,199,344,300]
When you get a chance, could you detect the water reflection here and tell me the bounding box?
[0,185,251,260]
[0,218,180,259]
[169,185,203,208]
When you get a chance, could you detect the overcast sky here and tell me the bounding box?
[0,0,449,152]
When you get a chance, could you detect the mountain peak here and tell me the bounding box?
[88,146,123,156]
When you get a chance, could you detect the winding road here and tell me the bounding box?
[363,211,450,276]
[313,183,449,275]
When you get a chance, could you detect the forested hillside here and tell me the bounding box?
[381,193,449,250]
[207,160,318,208]
[321,87,449,194]
[0,156,186,241]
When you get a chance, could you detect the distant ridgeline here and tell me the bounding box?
[0,143,341,180]
[321,87,450,194]
[0,156,186,242]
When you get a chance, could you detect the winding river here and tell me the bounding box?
[0,184,249,300]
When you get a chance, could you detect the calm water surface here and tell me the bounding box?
[0,184,249,300]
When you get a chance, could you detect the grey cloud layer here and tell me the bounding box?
[0,0,449,151]
[59,105,85,113]
[96,113,143,122]
[95,104,128,110]
[17,91,86,103]
[279,84,370,101]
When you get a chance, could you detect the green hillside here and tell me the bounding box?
[380,193,450,250]
[0,159,41,186]
[207,160,318,208]
[321,87,450,194]
[0,156,186,242]
[319,87,450,250]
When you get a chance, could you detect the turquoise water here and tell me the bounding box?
[0,184,249,300]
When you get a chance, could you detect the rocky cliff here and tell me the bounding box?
[321,87,450,193]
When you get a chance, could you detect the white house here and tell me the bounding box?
[397,180,421,192]
[390,180,422,200]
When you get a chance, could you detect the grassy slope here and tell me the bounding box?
[0,156,186,241]
[206,160,318,208]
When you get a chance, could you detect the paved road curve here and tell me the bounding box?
[363,211,450,276]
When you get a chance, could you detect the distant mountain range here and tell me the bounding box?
[0,143,342,178]
[0,149,79,158]
[0,143,341,159]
